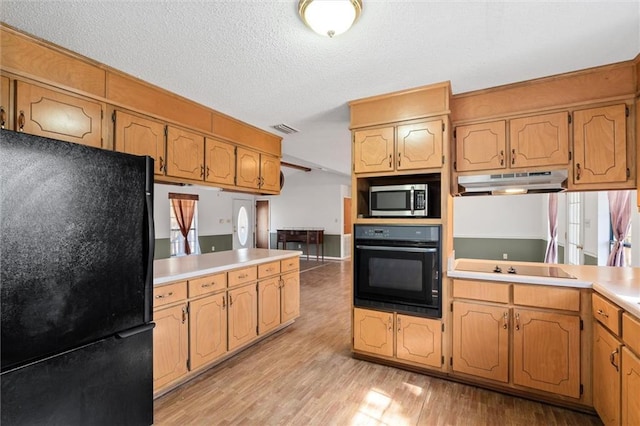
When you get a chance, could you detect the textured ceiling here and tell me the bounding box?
[2,1,639,177]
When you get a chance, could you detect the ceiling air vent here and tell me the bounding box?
[271,123,299,135]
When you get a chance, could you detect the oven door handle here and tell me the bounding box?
[356,245,437,253]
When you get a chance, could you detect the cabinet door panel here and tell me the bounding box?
[396,120,442,170]
[228,284,257,351]
[153,304,188,392]
[452,301,509,382]
[353,127,394,173]
[593,323,621,426]
[513,309,580,398]
[353,308,393,357]
[236,147,260,189]
[621,347,640,426]
[280,272,300,323]
[1,75,9,130]
[16,81,102,148]
[573,104,627,185]
[396,314,441,367]
[114,110,166,175]
[258,278,281,334]
[509,111,569,168]
[455,121,506,172]
[205,137,235,185]
[189,294,227,370]
[260,153,281,192]
[166,126,204,180]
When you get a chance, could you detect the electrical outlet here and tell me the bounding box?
[211,246,215,252]
[298,244,301,249]
[503,253,508,260]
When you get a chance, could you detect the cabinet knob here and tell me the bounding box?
[159,156,165,173]
[511,149,516,165]
[155,291,174,299]
[609,348,619,371]
[503,312,508,329]
[388,154,392,168]
[222,295,226,310]
[575,163,582,180]
[499,150,504,166]
[0,106,5,129]
[398,152,401,168]
[515,312,520,331]
[596,309,609,318]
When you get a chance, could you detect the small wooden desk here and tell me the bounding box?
[277,229,324,261]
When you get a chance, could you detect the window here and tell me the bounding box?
[169,193,200,257]
[565,192,584,265]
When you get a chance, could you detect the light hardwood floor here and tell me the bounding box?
[154,260,602,426]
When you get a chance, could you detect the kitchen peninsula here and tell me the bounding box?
[447,258,640,421]
[152,248,301,396]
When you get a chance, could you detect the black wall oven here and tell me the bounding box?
[354,224,441,318]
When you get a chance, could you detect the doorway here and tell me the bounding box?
[256,200,270,249]
[565,192,584,265]
[232,199,254,249]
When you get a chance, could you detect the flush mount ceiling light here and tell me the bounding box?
[298,0,363,38]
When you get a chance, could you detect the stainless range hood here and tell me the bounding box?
[457,170,568,195]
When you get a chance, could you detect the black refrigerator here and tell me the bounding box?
[0,130,155,425]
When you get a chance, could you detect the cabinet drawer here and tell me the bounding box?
[258,261,281,278]
[592,293,622,336]
[188,273,226,298]
[452,280,509,303]
[623,313,640,355]
[281,257,300,273]
[153,281,187,308]
[513,285,580,312]
[228,266,257,287]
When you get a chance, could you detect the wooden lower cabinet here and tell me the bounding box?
[621,346,640,426]
[153,303,188,392]
[228,283,258,351]
[353,307,442,368]
[189,292,227,370]
[353,308,394,357]
[396,313,442,368]
[593,322,622,426]
[513,309,581,398]
[452,301,509,382]
[281,271,300,323]
[258,277,281,335]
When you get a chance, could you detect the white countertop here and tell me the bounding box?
[154,248,302,285]
[448,258,640,318]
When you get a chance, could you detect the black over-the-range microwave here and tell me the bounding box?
[369,184,428,217]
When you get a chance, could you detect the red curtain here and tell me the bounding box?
[171,198,196,255]
[607,190,631,267]
[544,193,558,263]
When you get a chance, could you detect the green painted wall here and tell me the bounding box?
[154,234,233,260]
[454,238,547,263]
[584,254,598,265]
[269,233,342,258]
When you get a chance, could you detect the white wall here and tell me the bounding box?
[270,170,351,235]
[154,184,254,239]
[453,193,547,239]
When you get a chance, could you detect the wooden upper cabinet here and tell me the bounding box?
[15,81,103,148]
[512,309,580,398]
[236,146,260,189]
[260,153,281,192]
[166,126,204,180]
[396,314,442,368]
[396,120,443,170]
[114,110,166,176]
[204,137,235,186]
[353,127,394,173]
[572,104,628,185]
[509,111,569,168]
[455,120,506,172]
[452,301,509,383]
[1,75,9,130]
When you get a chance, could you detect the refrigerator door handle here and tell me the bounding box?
[116,323,155,339]
[144,156,155,324]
